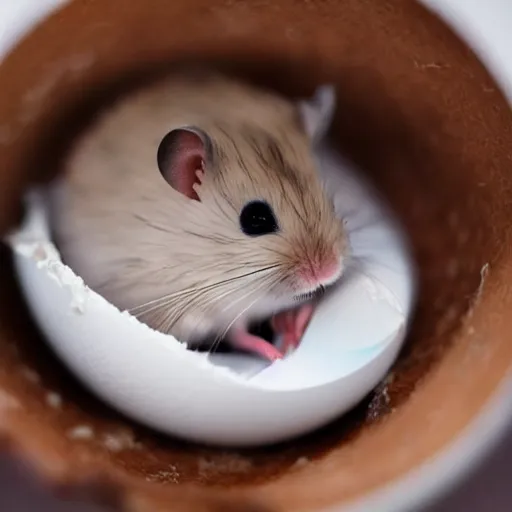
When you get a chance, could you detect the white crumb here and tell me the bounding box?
[467,263,490,319]
[67,425,94,440]
[145,465,180,484]
[45,391,62,409]
[102,430,138,452]
[293,457,310,468]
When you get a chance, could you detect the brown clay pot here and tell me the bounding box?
[0,1,511,511]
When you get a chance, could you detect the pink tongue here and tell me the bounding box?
[228,328,283,361]
[271,302,316,354]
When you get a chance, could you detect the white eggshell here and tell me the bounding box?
[6,145,415,447]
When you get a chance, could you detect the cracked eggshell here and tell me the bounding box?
[6,144,416,447]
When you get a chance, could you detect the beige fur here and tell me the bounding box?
[50,71,348,344]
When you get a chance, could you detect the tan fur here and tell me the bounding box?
[50,71,348,344]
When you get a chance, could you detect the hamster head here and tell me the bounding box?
[55,77,348,345]
[156,86,348,331]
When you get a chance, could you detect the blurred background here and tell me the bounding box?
[1,424,512,511]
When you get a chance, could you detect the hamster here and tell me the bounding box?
[50,70,349,361]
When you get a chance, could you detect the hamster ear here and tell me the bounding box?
[157,127,211,201]
[297,84,337,142]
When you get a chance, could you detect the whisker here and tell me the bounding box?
[129,264,281,314]
[147,264,282,339]
[209,280,273,354]
[345,214,382,235]
[183,267,283,344]
[353,254,399,273]
[208,272,285,354]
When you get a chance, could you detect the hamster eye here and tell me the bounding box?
[240,200,279,236]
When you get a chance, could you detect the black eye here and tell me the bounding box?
[239,200,279,236]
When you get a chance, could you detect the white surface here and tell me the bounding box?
[6,136,414,446]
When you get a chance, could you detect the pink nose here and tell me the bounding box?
[299,257,342,286]
[315,260,341,282]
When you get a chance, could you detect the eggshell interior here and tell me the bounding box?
[0,0,511,510]
[6,132,415,446]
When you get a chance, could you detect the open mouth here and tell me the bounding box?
[294,284,327,303]
[196,319,275,354]
[195,285,330,356]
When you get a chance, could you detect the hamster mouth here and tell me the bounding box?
[194,319,275,354]
[193,285,330,357]
[294,284,327,303]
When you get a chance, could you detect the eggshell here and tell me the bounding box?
[6,144,416,447]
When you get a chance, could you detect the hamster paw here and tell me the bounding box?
[271,303,315,353]
[228,328,283,361]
